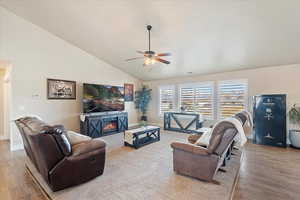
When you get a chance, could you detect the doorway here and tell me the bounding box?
[0,61,12,142]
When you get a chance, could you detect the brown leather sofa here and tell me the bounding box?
[170,121,237,182]
[15,117,106,191]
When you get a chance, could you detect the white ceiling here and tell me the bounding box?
[1,0,300,81]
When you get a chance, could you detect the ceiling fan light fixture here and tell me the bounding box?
[144,57,152,65]
[126,25,171,65]
[151,58,156,64]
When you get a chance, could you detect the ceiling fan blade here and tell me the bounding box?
[136,50,145,54]
[125,57,144,61]
[155,57,170,64]
[156,53,171,57]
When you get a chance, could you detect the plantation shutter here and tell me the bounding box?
[180,82,214,119]
[194,84,214,119]
[180,86,194,112]
[218,80,248,119]
[159,85,175,115]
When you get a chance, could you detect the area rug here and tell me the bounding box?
[26,131,242,200]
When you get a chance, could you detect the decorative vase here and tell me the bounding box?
[289,130,300,148]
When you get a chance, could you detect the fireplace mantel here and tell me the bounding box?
[80,112,128,138]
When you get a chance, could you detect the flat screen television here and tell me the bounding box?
[83,83,124,113]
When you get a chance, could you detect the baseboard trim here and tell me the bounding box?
[0,135,9,141]
[128,123,139,128]
[10,143,24,151]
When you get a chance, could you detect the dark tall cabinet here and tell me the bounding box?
[253,94,287,147]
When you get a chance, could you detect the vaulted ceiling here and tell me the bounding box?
[1,0,300,80]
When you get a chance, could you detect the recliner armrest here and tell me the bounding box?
[72,138,106,157]
[171,142,209,155]
[66,131,91,146]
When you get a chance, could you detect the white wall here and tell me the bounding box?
[0,7,141,150]
[144,64,300,125]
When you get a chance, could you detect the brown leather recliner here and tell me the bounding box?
[170,121,237,182]
[15,117,106,191]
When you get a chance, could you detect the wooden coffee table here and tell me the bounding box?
[124,126,160,149]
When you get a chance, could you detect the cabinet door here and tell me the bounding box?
[88,118,102,138]
[118,115,128,131]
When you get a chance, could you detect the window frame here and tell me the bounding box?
[178,81,215,120]
[217,79,248,119]
[158,85,176,116]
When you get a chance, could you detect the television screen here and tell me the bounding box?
[83,83,124,113]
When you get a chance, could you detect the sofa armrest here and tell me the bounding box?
[66,130,91,146]
[171,142,209,156]
[187,134,201,144]
[72,138,106,157]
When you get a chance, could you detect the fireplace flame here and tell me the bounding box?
[103,122,117,131]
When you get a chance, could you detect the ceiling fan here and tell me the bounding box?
[125,25,171,66]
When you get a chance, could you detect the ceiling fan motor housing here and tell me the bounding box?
[145,50,155,55]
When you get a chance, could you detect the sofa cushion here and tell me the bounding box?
[235,112,247,125]
[42,125,72,156]
[20,117,49,134]
[66,131,91,146]
[207,121,234,154]
[207,133,223,154]
[214,128,237,155]
[72,139,106,157]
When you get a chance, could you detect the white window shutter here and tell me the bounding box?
[179,82,214,119]
[218,80,248,119]
[194,84,214,119]
[159,85,175,115]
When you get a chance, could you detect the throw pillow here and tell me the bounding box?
[195,128,212,147]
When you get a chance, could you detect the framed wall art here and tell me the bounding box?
[47,79,76,100]
[124,83,134,102]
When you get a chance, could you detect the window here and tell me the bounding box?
[159,85,175,115]
[218,80,248,119]
[179,82,214,119]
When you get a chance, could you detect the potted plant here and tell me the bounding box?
[134,85,152,123]
[288,104,300,148]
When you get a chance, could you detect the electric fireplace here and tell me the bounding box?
[103,120,118,133]
[80,112,128,138]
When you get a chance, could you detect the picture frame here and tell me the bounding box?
[47,78,76,100]
[124,83,134,102]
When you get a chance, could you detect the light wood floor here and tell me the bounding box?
[233,142,300,200]
[0,140,299,200]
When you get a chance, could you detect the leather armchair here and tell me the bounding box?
[15,117,106,191]
[171,121,237,182]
